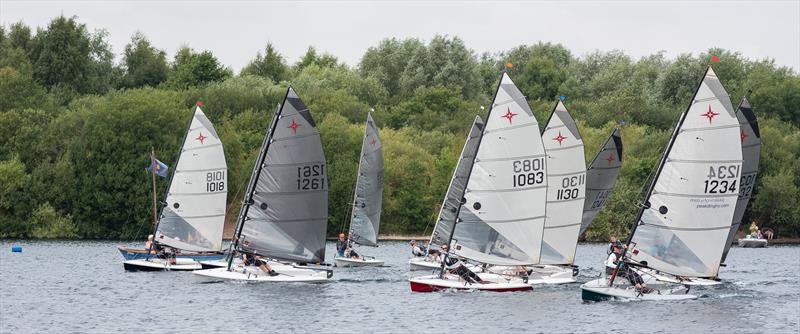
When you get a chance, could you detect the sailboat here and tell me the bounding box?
[408,73,545,292]
[123,103,228,271]
[409,116,484,271]
[724,98,764,252]
[581,67,743,301]
[335,112,385,267]
[193,87,332,282]
[579,128,623,236]
[527,100,586,284]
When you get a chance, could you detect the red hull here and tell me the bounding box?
[409,281,533,293]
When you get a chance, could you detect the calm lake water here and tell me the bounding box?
[1,240,798,333]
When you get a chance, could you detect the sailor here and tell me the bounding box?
[440,244,486,284]
[410,240,426,257]
[243,252,278,276]
[607,236,623,255]
[336,233,348,257]
[144,235,159,254]
[606,244,651,293]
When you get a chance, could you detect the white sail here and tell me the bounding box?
[580,128,623,235]
[451,73,548,266]
[156,106,227,252]
[540,100,586,264]
[348,112,384,247]
[629,67,742,278]
[721,97,761,262]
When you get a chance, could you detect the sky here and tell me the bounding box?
[2,0,799,72]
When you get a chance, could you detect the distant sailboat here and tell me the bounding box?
[409,73,543,292]
[409,115,484,271]
[580,128,623,235]
[581,67,742,301]
[193,87,332,282]
[123,103,228,271]
[336,112,386,267]
[725,98,764,254]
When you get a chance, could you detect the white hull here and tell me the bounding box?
[409,273,532,292]
[487,264,577,285]
[581,278,697,301]
[408,257,441,271]
[193,264,331,283]
[123,258,201,271]
[334,257,384,267]
[738,238,768,248]
[631,267,723,286]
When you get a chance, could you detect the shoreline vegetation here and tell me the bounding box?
[1,16,798,242]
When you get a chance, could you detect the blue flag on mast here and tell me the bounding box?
[147,157,169,177]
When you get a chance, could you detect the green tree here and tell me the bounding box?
[241,42,290,83]
[120,32,168,88]
[166,47,232,89]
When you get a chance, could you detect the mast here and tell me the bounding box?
[146,104,196,257]
[347,110,372,246]
[438,74,505,276]
[610,67,712,285]
[226,99,285,271]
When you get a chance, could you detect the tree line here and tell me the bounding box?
[1,15,798,240]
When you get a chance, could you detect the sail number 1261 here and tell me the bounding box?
[297,164,326,190]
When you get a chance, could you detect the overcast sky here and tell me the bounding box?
[2,0,798,72]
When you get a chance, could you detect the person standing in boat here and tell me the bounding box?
[242,252,278,276]
[749,221,760,237]
[606,244,650,293]
[440,244,485,284]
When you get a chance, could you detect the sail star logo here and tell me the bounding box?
[606,154,615,165]
[553,131,568,146]
[701,105,719,124]
[195,132,207,144]
[370,136,377,146]
[740,130,748,142]
[288,119,300,134]
[501,107,517,124]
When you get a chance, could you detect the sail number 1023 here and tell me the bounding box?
[703,165,740,194]
[512,158,544,188]
[297,164,326,190]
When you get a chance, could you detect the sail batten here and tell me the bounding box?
[348,113,384,247]
[237,87,329,263]
[629,67,742,278]
[156,106,227,252]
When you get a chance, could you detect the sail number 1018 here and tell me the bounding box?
[703,165,740,194]
[512,158,544,188]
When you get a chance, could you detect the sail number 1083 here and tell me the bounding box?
[703,165,740,194]
[512,158,544,188]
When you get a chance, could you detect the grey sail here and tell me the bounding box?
[428,116,484,249]
[348,112,384,247]
[579,128,623,235]
[720,97,761,263]
[156,105,227,252]
[238,87,329,263]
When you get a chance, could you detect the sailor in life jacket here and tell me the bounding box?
[440,243,485,284]
[410,240,426,257]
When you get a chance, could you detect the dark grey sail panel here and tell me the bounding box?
[429,116,484,248]
[349,112,384,247]
[721,98,761,263]
[239,87,329,263]
[580,128,623,235]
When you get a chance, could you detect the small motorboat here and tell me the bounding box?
[409,272,532,292]
[123,257,202,271]
[738,236,768,248]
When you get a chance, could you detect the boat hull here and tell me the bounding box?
[117,246,224,261]
[488,264,577,285]
[408,257,441,271]
[123,258,201,271]
[738,238,768,248]
[409,273,532,293]
[334,257,384,267]
[192,265,331,283]
[580,278,696,301]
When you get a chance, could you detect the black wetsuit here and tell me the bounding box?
[444,255,482,284]
[607,253,644,286]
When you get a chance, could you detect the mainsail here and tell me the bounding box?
[348,112,384,247]
[580,128,623,235]
[450,73,548,266]
[720,97,761,263]
[628,67,742,278]
[428,116,484,249]
[540,100,586,264]
[236,87,328,263]
[156,105,227,252]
